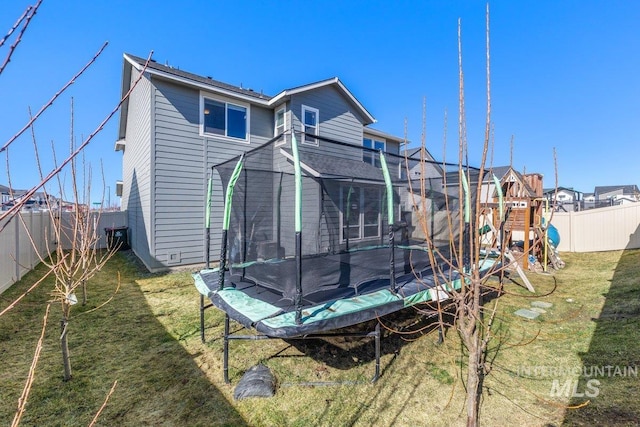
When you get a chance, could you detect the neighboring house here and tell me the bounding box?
[612,194,638,205]
[543,187,582,212]
[0,184,10,210]
[0,186,55,212]
[594,185,640,203]
[116,54,408,271]
[581,185,640,209]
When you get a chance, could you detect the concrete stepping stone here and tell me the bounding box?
[514,308,541,320]
[531,301,553,309]
[530,307,547,314]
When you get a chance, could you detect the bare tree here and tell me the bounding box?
[407,6,537,425]
[0,4,152,423]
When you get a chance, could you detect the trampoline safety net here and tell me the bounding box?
[211,133,480,307]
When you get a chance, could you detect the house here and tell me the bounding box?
[0,185,57,212]
[594,185,640,204]
[542,186,582,212]
[116,54,408,271]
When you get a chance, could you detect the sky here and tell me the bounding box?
[0,0,639,205]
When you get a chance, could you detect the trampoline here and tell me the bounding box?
[193,132,497,382]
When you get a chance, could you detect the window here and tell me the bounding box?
[341,185,382,241]
[274,108,286,146]
[275,108,285,136]
[302,105,319,145]
[363,138,385,167]
[202,96,248,140]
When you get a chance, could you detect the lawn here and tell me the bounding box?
[1,249,638,426]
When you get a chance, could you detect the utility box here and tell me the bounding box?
[105,226,129,251]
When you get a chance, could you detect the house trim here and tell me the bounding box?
[279,149,320,177]
[149,73,157,265]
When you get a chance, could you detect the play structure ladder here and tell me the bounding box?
[533,226,562,270]
[483,220,535,293]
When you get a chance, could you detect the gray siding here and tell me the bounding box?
[206,102,275,263]
[121,71,400,270]
[290,86,365,160]
[151,78,276,268]
[152,78,204,267]
[122,69,154,269]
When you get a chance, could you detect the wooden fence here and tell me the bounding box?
[0,210,127,294]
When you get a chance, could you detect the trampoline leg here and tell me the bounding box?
[372,322,381,383]
[437,325,444,345]
[223,314,230,384]
[200,294,206,343]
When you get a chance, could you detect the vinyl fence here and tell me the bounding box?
[0,210,127,295]
[551,203,640,252]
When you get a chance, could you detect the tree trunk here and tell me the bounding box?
[60,317,72,381]
[465,325,483,427]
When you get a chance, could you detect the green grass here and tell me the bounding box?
[1,249,639,426]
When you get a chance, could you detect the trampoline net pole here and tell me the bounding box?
[291,133,303,324]
[461,170,471,272]
[380,152,396,292]
[219,155,244,290]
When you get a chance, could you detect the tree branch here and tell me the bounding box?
[0,49,154,229]
[1,40,108,155]
[0,0,42,76]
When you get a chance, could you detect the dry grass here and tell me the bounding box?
[1,249,638,426]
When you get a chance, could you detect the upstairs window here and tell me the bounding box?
[275,108,287,146]
[302,105,319,145]
[363,138,385,167]
[202,96,248,140]
[275,108,285,136]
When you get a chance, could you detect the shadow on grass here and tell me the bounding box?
[563,242,640,425]
[280,307,447,371]
[278,287,503,374]
[0,251,246,426]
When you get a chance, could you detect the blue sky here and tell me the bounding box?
[1,0,638,204]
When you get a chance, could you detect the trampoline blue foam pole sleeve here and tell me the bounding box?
[218,154,244,290]
[291,132,303,324]
[380,152,396,292]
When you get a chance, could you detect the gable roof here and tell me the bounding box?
[594,185,639,196]
[270,77,375,125]
[487,165,514,181]
[542,186,581,195]
[120,53,377,140]
[124,54,272,102]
